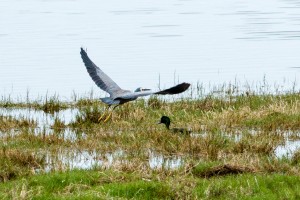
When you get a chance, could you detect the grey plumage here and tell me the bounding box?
[80,48,190,106]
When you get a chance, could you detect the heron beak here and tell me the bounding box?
[142,88,151,91]
[157,121,162,124]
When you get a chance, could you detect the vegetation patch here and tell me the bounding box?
[0,149,44,182]
[0,116,36,131]
[70,104,104,126]
[0,170,300,199]
[244,112,300,130]
[193,164,254,178]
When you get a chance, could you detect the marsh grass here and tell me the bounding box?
[0,94,69,113]
[51,117,66,130]
[0,115,36,131]
[71,104,104,126]
[291,149,300,165]
[40,95,68,114]
[193,163,254,178]
[2,82,300,198]
[74,98,101,108]
[231,131,282,155]
[0,148,45,182]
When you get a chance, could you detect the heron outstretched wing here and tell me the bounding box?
[154,82,190,95]
[80,48,122,98]
[119,82,190,99]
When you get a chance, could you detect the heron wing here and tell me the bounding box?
[154,82,190,95]
[119,82,190,99]
[80,48,122,97]
[119,91,154,99]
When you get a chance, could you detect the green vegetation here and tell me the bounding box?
[1,84,300,199]
[0,170,300,199]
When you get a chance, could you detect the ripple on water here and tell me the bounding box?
[33,127,87,142]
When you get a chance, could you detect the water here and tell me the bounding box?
[275,139,300,158]
[1,0,300,100]
[0,107,78,127]
[0,107,83,141]
[44,149,183,171]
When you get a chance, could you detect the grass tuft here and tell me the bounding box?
[0,148,45,182]
[71,105,104,126]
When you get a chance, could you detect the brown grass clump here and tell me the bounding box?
[195,164,254,178]
[147,96,166,109]
[291,149,300,165]
[232,137,279,155]
[0,148,44,182]
[41,96,69,114]
[0,116,36,131]
[51,117,66,130]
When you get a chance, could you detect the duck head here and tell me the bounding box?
[158,116,171,129]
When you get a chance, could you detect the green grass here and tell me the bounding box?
[244,112,300,130]
[193,174,300,200]
[0,170,300,199]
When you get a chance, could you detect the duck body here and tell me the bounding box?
[158,116,191,134]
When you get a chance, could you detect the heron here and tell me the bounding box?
[158,116,191,134]
[80,48,191,122]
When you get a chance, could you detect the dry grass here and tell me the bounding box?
[0,148,44,182]
[0,116,36,131]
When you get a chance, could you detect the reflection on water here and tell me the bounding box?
[1,0,300,99]
[0,107,84,141]
[45,149,117,171]
[149,151,182,169]
[0,108,79,127]
[0,107,78,128]
[44,148,183,171]
[36,137,300,171]
[33,127,86,142]
[275,139,300,158]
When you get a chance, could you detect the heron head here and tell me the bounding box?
[158,116,171,129]
[134,87,151,92]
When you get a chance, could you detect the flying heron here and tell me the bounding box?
[80,48,191,122]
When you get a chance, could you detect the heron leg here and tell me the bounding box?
[98,105,111,122]
[103,105,119,123]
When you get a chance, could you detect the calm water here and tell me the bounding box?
[1,0,300,99]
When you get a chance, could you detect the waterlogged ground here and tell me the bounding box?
[1,88,300,199]
[1,107,299,172]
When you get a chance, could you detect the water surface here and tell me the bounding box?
[1,0,300,99]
